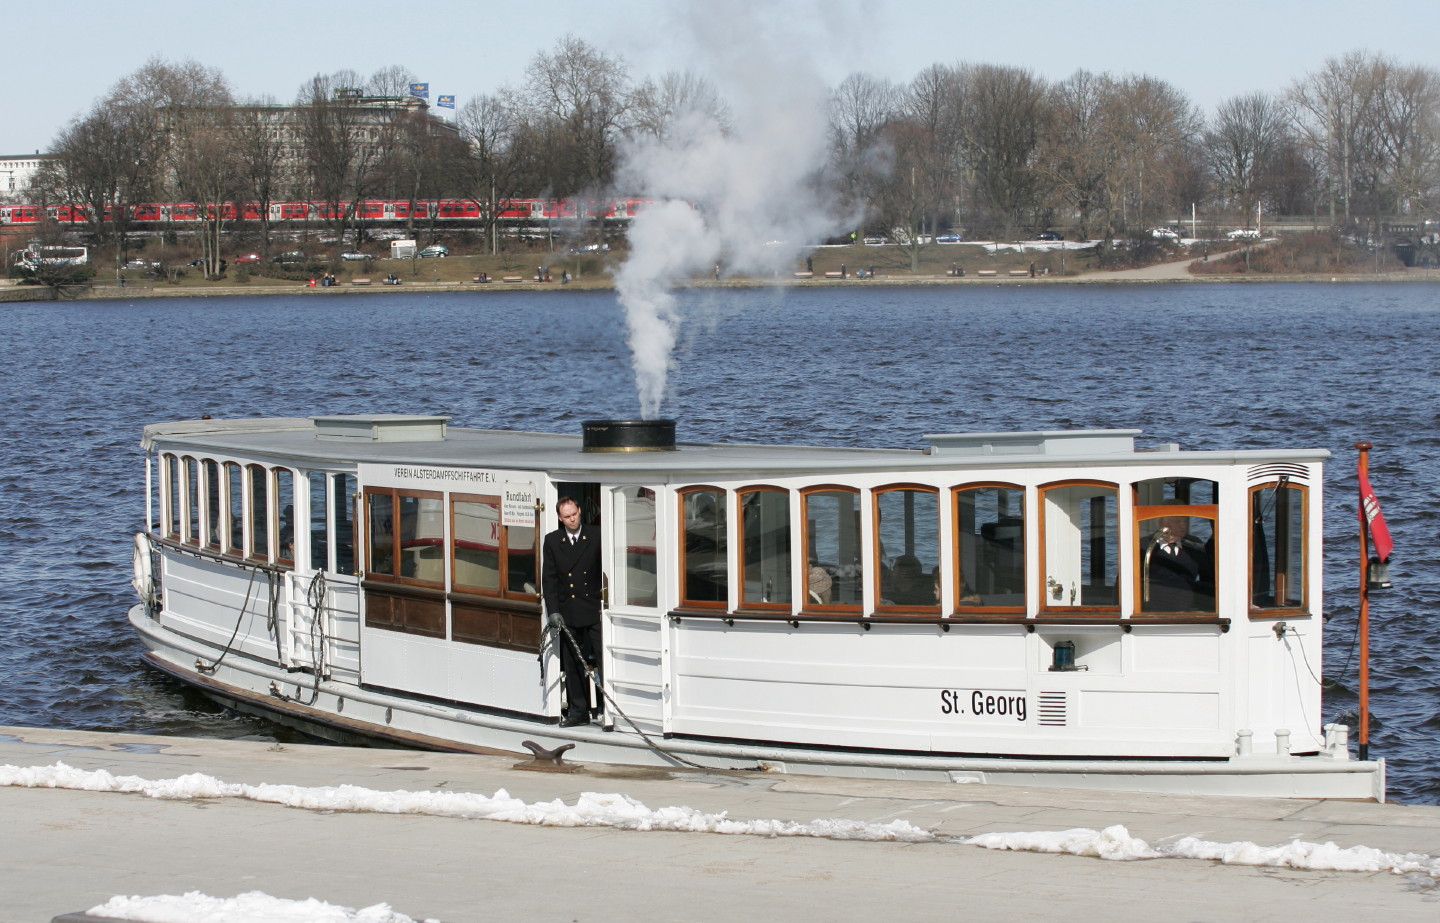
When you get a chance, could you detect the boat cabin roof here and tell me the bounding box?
[142,415,1329,476]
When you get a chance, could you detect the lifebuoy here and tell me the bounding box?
[131,533,156,610]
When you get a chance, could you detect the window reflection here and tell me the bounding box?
[1041,483,1118,610]
[740,488,791,606]
[804,488,861,607]
[618,486,658,607]
[681,488,727,604]
[1251,482,1305,610]
[955,485,1025,610]
[875,487,939,610]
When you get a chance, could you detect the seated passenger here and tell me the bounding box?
[807,565,833,605]
[1142,515,1214,612]
[886,554,934,605]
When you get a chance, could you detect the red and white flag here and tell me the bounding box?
[1358,465,1393,562]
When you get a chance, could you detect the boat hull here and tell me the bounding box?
[131,605,1385,801]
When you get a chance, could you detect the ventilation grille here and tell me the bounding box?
[1247,463,1309,484]
[1037,691,1068,726]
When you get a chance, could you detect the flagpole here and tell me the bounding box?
[1355,441,1373,761]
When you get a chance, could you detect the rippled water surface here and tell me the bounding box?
[3,283,1437,801]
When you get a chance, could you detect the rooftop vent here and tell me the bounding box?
[582,419,676,452]
[313,414,449,443]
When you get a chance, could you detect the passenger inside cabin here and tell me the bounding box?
[808,565,833,605]
[1141,515,1215,612]
[885,554,934,605]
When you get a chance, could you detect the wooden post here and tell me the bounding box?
[1355,441,1373,761]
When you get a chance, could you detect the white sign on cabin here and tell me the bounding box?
[503,483,536,527]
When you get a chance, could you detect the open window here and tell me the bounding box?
[1039,481,1118,612]
[1133,477,1218,616]
[953,483,1026,613]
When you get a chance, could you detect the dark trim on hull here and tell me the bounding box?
[140,652,522,758]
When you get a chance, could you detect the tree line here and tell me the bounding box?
[29,42,1440,266]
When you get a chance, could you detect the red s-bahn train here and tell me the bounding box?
[0,197,650,228]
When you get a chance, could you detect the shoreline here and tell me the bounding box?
[5,265,1440,302]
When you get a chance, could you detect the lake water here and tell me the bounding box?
[3,281,1437,802]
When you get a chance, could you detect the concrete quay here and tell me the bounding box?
[1,725,1436,922]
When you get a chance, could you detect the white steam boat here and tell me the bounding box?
[129,415,1383,799]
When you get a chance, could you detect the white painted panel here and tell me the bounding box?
[361,629,546,716]
[1129,629,1222,673]
[1082,690,1219,729]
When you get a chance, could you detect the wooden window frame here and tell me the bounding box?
[223,462,244,557]
[162,453,180,540]
[678,485,729,610]
[201,459,221,551]
[951,481,1028,616]
[1248,481,1309,617]
[449,491,539,603]
[1131,502,1220,619]
[736,486,792,612]
[274,467,295,567]
[181,456,200,547]
[245,464,271,562]
[800,484,863,613]
[872,483,941,615]
[1037,479,1120,616]
[363,487,446,589]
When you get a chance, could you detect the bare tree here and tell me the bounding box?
[828,72,900,238]
[1206,92,1291,221]
[524,35,632,196]
[631,71,730,142]
[957,64,1050,239]
[367,65,418,99]
[232,96,288,256]
[1288,52,1386,223]
[1038,70,1109,239]
[456,93,533,253]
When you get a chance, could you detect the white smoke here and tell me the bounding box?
[614,5,858,418]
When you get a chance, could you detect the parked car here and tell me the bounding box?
[272,251,306,263]
[124,258,160,269]
[341,250,372,261]
[233,253,261,264]
[1034,230,1064,241]
[1227,228,1261,240]
[418,244,449,258]
[935,233,963,244]
[1149,227,1181,241]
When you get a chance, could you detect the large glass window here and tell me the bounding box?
[365,488,444,586]
[680,487,728,606]
[875,486,939,611]
[1136,507,1217,614]
[802,487,862,608]
[1040,482,1118,611]
[954,484,1026,611]
[616,486,658,607]
[739,487,791,608]
[451,493,538,599]
[1251,482,1306,612]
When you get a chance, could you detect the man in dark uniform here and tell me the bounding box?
[542,497,603,726]
[1142,515,1214,612]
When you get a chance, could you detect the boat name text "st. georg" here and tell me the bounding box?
[939,690,1028,721]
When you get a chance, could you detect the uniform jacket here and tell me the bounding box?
[542,526,602,626]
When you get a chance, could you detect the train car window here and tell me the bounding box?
[679,487,728,607]
[874,485,940,613]
[1039,481,1119,612]
[738,487,791,608]
[953,484,1027,612]
[801,486,862,609]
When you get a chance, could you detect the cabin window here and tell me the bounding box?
[874,485,940,611]
[802,487,862,608]
[275,469,295,566]
[364,488,444,586]
[225,462,244,557]
[182,457,200,546]
[680,487,728,606]
[1134,479,1218,616]
[1250,481,1306,612]
[451,493,538,599]
[616,486,658,607]
[202,460,221,550]
[247,465,270,560]
[163,454,180,539]
[739,487,791,608]
[1039,482,1119,611]
[308,471,357,575]
[953,484,1026,612]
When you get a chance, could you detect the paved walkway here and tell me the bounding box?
[1,726,1438,921]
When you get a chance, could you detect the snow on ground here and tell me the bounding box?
[4,760,1438,923]
[86,891,429,923]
